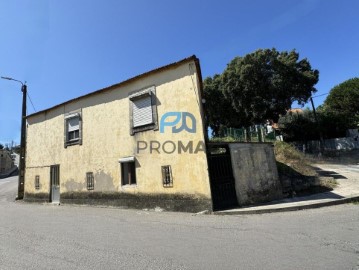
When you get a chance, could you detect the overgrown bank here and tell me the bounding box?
[274,141,337,197]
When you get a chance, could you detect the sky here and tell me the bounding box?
[0,0,358,144]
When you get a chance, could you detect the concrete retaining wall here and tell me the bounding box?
[228,143,283,206]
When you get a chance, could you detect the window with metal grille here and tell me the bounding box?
[35,175,40,189]
[162,165,173,187]
[86,172,94,190]
[129,86,158,135]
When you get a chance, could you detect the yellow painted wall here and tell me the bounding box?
[25,61,212,201]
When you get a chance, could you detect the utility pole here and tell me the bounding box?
[310,97,324,155]
[19,84,27,199]
[1,77,27,199]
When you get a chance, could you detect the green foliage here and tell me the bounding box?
[0,144,3,150]
[274,141,306,162]
[278,106,354,142]
[278,109,319,141]
[204,48,319,135]
[322,77,359,127]
[203,75,240,136]
[318,109,355,138]
[209,136,237,143]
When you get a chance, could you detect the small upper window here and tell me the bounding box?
[35,175,40,190]
[129,86,158,135]
[64,111,82,147]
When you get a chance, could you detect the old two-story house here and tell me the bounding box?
[25,55,283,212]
[24,56,213,212]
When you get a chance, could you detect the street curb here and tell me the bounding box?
[214,196,359,215]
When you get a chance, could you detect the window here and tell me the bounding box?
[162,165,173,187]
[129,86,158,134]
[121,162,136,186]
[86,172,94,190]
[35,175,40,190]
[64,111,82,147]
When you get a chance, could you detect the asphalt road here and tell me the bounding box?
[0,176,358,270]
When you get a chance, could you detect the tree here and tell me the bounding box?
[278,107,353,142]
[278,109,319,142]
[203,75,240,136]
[0,144,3,150]
[322,77,359,126]
[204,49,319,135]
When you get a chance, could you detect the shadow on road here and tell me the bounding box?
[312,166,348,180]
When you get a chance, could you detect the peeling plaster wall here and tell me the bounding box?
[229,143,283,206]
[24,61,212,212]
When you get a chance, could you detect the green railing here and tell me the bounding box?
[212,126,277,143]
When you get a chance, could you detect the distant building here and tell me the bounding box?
[0,149,14,173]
[287,108,304,114]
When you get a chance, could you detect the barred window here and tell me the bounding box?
[162,165,173,187]
[35,175,40,190]
[86,172,94,190]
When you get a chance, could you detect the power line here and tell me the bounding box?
[312,92,329,98]
[27,92,37,112]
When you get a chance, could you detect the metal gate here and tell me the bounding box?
[50,165,60,203]
[207,145,237,210]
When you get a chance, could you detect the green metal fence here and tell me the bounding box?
[213,126,276,143]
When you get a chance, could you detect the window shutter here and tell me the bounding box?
[132,96,153,127]
[68,117,79,132]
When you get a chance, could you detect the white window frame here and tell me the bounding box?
[64,110,82,147]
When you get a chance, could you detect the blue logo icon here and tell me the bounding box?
[160,112,196,133]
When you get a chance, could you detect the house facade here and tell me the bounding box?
[24,56,213,212]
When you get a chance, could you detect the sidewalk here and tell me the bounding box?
[215,163,359,215]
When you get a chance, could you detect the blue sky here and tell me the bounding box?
[1,0,358,144]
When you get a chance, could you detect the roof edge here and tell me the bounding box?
[27,55,199,119]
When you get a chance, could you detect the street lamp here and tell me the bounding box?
[1,76,27,200]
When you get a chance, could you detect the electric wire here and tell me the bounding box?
[312,92,329,98]
[27,92,37,112]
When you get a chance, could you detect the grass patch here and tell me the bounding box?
[273,141,337,196]
[318,177,338,189]
[350,199,359,205]
[210,136,237,143]
[274,141,317,177]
